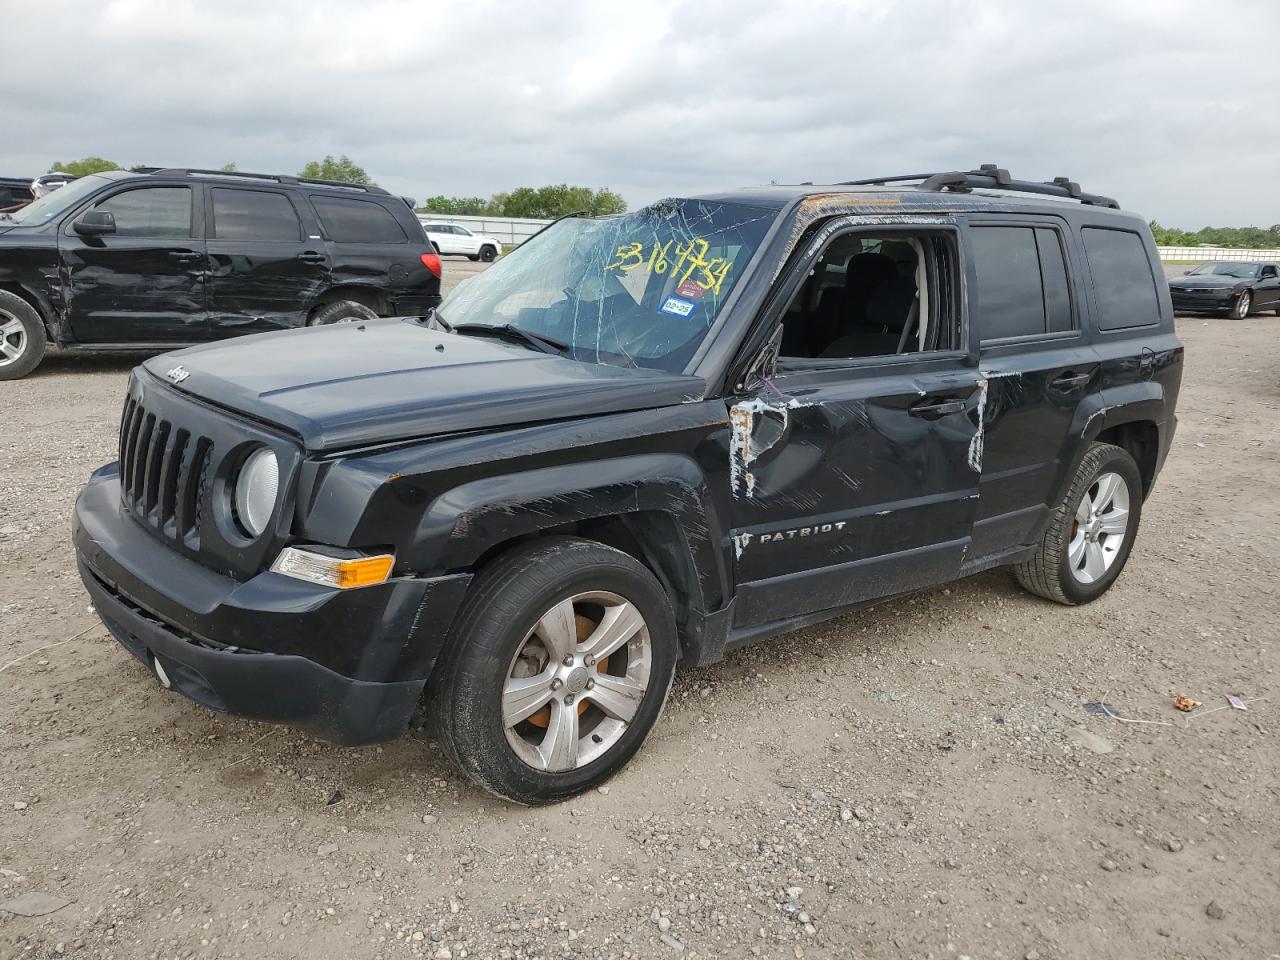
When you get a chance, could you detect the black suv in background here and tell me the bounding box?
[75,166,1181,804]
[0,168,442,379]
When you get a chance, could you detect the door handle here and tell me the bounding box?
[297,252,327,264]
[168,249,202,263]
[909,397,967,419]
[1050,371,1092,389]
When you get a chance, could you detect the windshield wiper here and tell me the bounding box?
[451,323,569,356]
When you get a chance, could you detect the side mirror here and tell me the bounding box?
[73,210,116,238]
[1182,269,1192,275]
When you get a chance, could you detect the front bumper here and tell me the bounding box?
[74,464,471,746]
[1169,291,1236,313]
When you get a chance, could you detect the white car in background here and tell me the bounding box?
[419,221,502,262]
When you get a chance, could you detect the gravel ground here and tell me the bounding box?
[2,282,1278,959]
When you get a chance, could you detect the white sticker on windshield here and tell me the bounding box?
[659,296,697,318]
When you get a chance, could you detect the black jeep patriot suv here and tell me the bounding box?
[0,167,441,379]
[74,166,1182,803]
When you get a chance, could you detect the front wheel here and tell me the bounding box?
[1014,442,1143,605]
[1232,291,1252,319]
[429,538,677,804]
[0,290,47,381]
[479,244,497,262]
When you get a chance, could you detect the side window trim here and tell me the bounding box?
[765,220,968,372]
[964,215,1082,348]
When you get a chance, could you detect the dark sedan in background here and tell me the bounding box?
[1168,261,1280,318]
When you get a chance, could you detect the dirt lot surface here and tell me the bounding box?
[2,281,1278,959]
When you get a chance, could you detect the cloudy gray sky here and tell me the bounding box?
[3,0,1277,227]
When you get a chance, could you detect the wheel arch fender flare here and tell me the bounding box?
[0,281,57,340]
[407,452,732,622]
[1050,383,1168,506]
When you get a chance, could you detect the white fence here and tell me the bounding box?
[1158,246,1280,262]
[416,214,552,248]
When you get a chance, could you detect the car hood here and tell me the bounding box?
[143,318,705,451]
[1169,275,1245,288]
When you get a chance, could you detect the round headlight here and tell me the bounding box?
[233,447,279,537]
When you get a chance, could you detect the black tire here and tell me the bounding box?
[479,245,497,262]
[308,300,378,327]
[1014,442,1144,605]
[467,255,479,262]
[0,289,47,381]
[428,537,677,804]
[1231,291,1251,319]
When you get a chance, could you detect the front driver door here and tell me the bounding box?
[61,184,207,343]
[726,222,982,632]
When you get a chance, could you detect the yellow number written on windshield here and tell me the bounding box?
[605,238,733,297]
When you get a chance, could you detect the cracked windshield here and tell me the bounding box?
[438,198,777,371]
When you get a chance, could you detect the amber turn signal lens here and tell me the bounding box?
[336,555,395,588]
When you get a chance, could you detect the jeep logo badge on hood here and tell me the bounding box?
[165,365,190,384]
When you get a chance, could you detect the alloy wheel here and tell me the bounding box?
[1067,471,1130,584]
[503,591,652,772]
[0,309,27,367]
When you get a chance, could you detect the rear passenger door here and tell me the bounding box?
[309,194,411,301]
[205,186,330,337]
[963,218,1099,562]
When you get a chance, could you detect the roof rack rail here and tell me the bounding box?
[134,167,389,195]
[840,163,1119,209]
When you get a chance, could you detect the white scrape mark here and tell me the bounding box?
[733,532,753,559]
[729,394,809,498]
[967,378,988,473]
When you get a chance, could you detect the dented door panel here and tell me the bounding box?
[726,360,982,629]
[206,242,330,335]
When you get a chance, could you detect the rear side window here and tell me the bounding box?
[95,187,191,239]
[1081,227,1161,330]
[969,225,1075,341]
[310,196,407,243]
[212,188,301,241]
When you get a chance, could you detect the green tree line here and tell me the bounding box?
[418,184,626,218]
[1149,220,1280,249]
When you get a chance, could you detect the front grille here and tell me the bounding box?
[118,396,213,547]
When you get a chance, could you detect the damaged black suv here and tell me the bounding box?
[74,166,1182,803]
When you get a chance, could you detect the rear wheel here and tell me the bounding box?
[1014,442,1143,605]
[429,538,677,804]
[308,300,378,326]
[0,290,47,381]
[1232,291,1252,319]
[479,244,498,262]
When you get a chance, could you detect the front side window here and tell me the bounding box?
[777,231,959,361]
[970,225,1076,341]
[212,188,301,241]
[311,196,407,243]
[439,198,777,372]
[94,187,192,239]
[1081,227,1161,330]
